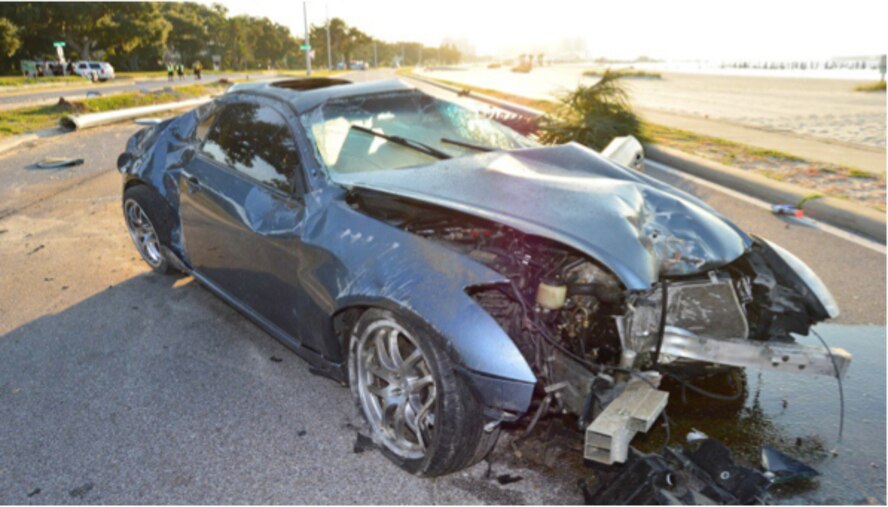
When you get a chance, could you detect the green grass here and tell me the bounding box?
[848,167,876,179]
[0,81,228,137]
[641,123,805,163]
[583,68,662,79]
[0,75,86,87]
[853,81,886,92]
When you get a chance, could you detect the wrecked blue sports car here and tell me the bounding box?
[117,78,849,477]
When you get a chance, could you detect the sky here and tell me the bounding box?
[208,0,887,60]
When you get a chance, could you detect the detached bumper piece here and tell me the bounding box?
[584,439,771,505]
[585,374,669,465]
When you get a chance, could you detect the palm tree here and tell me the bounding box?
[538,70,642,150]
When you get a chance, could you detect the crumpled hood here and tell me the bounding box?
[332,143,750,290]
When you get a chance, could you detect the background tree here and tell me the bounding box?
[0,18,20,58]
[0,3,460,74]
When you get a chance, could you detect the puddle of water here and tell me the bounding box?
[634,324,885,504]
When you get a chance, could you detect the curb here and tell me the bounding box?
[405,73,886,243]
[0,133,40,156]
[646,144,886,242]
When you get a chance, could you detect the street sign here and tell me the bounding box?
[300,44,311,51]
[53,41,66,48]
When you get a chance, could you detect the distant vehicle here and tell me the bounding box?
[334,62,347,70]
[349,61,368,71]
[73,61,115,81]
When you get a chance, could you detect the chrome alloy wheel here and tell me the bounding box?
[124,198,163,268]
[355,319,437,459]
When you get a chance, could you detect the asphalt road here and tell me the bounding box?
[0,72,884,503]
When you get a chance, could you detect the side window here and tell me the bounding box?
[201,102,301,194]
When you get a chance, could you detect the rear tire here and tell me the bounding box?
[348,308,499,476]
[123,185,177,275]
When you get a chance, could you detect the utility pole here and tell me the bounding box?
[325,2,332,69]
[373,41,378,68]
[303,1,311,76]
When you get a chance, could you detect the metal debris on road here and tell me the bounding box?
[353,433,374,454]
[761,446,820,484]
[36,157,84,169]
[496,474,523,485]
[771,204,805,217]
[686,429,709,442]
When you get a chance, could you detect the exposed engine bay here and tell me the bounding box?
[348,188,851,465]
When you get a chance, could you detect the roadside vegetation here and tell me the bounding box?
[538,70,643,150]
[0,75,84,87]
[0,80,228,137]
[853,80,886,92]
[582,68,662,79]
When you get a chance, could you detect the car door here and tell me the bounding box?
[178,97,318,350]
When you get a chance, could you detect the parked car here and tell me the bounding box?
[116,78,848,478]
[73,61,115,81]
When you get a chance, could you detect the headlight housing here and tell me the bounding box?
[760,238,840,319]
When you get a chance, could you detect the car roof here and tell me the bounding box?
[226,78,417,113]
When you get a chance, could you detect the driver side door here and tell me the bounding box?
[178,97,319,351]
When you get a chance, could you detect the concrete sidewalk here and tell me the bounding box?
[639,107,886,175]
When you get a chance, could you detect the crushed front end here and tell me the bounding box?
[347,188,851,470]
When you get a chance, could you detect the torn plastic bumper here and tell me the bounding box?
[585,439,771,505]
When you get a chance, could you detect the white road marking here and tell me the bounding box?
[646,159,886,255]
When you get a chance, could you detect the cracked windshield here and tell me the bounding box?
[303,91,535,173]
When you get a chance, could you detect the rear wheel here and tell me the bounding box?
[349,308,499,476]
[123,185,176,275]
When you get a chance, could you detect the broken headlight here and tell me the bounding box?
[760,238,840,319]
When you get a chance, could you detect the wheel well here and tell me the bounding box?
[331,306,367,360]
[124,177,147,193]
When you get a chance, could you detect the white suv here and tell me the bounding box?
[73,61,115,81]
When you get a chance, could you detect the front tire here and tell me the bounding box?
[349,308,499,476]
[123,185,176,275]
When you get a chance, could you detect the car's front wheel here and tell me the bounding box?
[123,185,176,275]
[349,308,499,476]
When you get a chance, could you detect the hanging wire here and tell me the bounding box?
[811,328,845,442]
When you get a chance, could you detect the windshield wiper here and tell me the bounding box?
[441,137,495,152]
[350,125,451,160]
